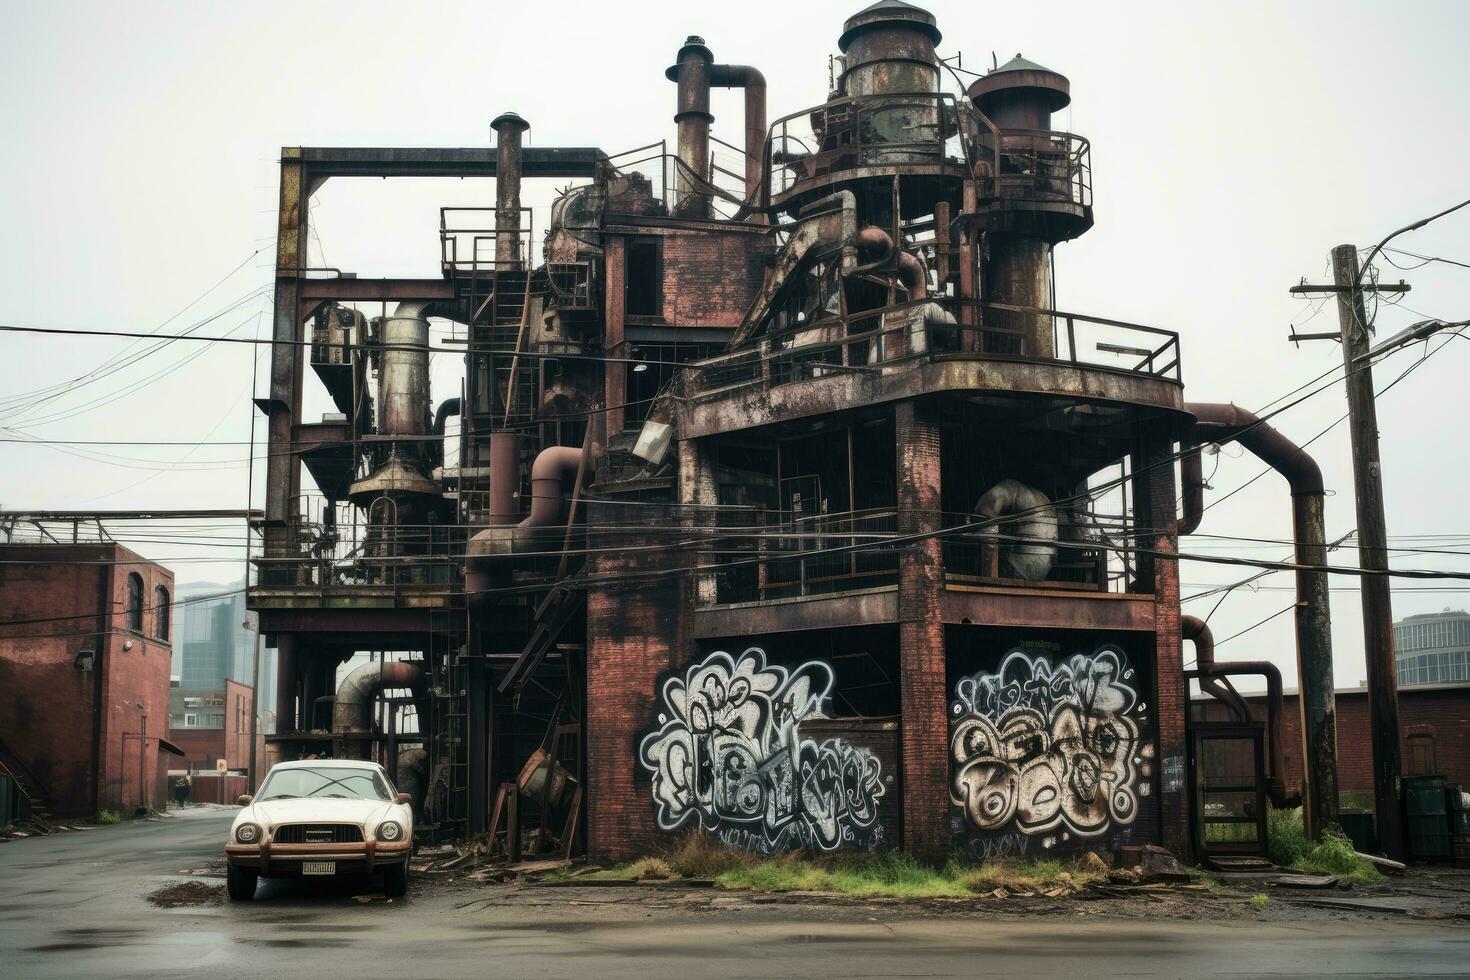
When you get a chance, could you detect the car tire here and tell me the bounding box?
[227,864,258,901]
[382,861,408,898]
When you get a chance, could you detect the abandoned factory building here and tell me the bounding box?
[250,1,1345,866]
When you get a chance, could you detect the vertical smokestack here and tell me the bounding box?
[969,57,1074,359]
[669,36,713,219]
[492,111,530,268]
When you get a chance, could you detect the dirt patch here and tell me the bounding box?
[147,880,226,908]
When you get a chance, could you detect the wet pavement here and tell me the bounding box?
[2,806,1468,979]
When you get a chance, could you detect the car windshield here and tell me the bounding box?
[257,766,391,801]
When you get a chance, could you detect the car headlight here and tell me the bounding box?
[235,823,261,844]
[377,820,403,842]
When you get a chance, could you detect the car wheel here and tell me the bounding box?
[382,861,408,898]
[227,864,258,901]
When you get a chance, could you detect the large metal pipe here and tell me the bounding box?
[492,112,530,268]
[331,660,425,761]
[488,431,521,525]
[669,36,713,219]
[466,444,593,575]
[1182,614,1296,809]
[857,226,927,299]
[708,64,767,217]
[1186,401,1338,835]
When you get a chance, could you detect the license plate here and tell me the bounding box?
[302,862,335,876]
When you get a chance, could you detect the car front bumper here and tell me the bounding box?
[226,839,411,875]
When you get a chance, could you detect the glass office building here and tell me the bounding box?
[177,585,266,693]
[1394,609,1470,687]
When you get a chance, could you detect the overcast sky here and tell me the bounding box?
[2,0,1468,691]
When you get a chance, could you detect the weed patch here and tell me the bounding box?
[92,810,121,825]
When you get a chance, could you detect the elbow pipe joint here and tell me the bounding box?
[1182,615,1295,807]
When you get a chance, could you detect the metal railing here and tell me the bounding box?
[765,92,970,198]
[942,513,1125,592]
[439,207,534,275]
[682,297,1181,401]
[974,129,1092,210]
[710,509,899,604]
[254,496,464,592]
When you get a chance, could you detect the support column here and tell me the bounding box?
[264,150,307,586]
[583,499,684,863]
[679,439,717,606]
[603,238,627,435]
[274,634,298,736]
[1133,437,1189,858]
[894,400,948,861]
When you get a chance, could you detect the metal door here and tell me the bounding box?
[1190,723,1268,858]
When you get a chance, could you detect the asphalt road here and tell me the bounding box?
[1,807,1467,979]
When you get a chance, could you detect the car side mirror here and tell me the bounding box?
[237,794,253,806]
[396,793,412,805]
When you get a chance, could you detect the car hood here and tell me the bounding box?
[247,797,393,829]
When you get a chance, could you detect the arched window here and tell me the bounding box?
[154,586,170,641]
[127,573,144,632]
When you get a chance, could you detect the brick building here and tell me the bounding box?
[1196,682,1470,799]
[0,543,181,818]
[167,677,256,773]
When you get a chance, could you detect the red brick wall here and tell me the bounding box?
[583,499,687,863]
[657,228,768,328]
[1138,440,1189,858]
[1212,687,1470,797]
[0,544,173,818]
[895,401,949,860]
[167,729,226,772]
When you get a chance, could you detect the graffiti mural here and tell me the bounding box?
[639,648,886,855]
[950,646,1153,845]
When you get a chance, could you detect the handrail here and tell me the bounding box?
[682,296,1181,399]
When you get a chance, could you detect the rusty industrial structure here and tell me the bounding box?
[249,1,1341,865]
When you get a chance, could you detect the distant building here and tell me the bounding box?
[168,678,255,773]
[0,543,184,818]
[1395,609,1470,688]
[175,584,257,689]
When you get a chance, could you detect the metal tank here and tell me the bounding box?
[836,0,942,167]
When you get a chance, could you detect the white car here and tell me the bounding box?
[225,759,414,900]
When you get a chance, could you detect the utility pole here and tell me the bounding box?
[246,618,262,792]
[1288,244,1408,859]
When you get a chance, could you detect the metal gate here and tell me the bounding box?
[1190,723,1268,860]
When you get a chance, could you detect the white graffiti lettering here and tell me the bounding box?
[640,648,886,855]
[951,647,1144,839]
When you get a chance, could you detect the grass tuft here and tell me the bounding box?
[1268,807,1383,883]
[1250,893,1270,910]
[92,809,121,825]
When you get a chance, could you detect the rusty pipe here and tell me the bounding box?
[466,443,596,578]
[1179,443,1204,536]
[492,112,530,268]
[1182,615,1296,809]
[856,226,926,299]
[1186,401,1338,832]
[331,660,425,761]
[488,431,520,525]
[708,64,767,220]
[523,445,583,529]
[668,37,713,219]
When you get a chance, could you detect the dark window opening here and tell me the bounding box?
[126,573,144,632]
[625,343,721,429]
[154,586,170,641]
[625,238,662,318]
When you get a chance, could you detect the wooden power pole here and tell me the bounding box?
[1289,244,1407,859]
